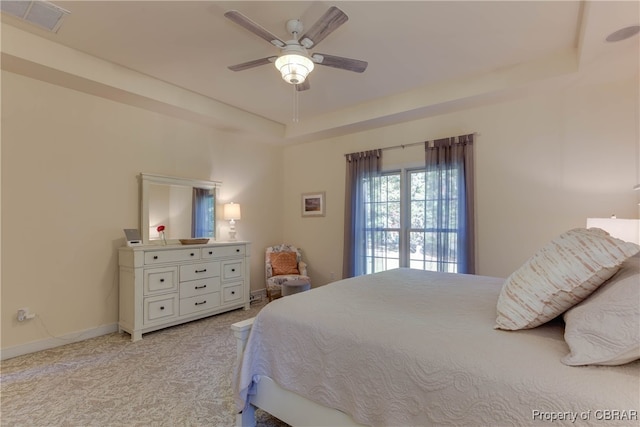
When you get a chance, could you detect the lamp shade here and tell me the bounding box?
[223,203,241,221]
[587,218,640,244]
[275,53,314,84]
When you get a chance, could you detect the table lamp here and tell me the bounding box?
[224,202,241,241]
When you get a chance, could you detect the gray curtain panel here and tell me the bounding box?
[424,133,475,274]
[343,149,382,278]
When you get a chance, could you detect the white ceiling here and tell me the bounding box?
[1,1,638,144]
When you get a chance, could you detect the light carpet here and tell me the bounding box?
[0,300,287,427]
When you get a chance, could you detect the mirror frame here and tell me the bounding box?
[140,173,222,244]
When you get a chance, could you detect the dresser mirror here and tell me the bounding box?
[140,173,221,244]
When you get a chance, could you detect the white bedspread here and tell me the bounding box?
[235,268,640,426]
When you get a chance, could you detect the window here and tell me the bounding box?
[361,166,464,274]
[344,135,474,278]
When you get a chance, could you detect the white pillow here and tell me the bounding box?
[562,255,640,366]
[495,228,640,330]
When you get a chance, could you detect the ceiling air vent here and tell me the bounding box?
[1,0,70,33]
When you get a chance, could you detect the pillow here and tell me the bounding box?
[495,228,640,330]
[562,255,640,366]
[270,252,299,276]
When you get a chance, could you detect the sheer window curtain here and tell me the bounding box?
[343,149,382,278]
[425,134,475,274]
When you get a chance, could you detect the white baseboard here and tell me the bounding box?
[0,323,119,361]
[2,290,267,360]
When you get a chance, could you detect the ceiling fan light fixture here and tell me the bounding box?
[275,53,314,85]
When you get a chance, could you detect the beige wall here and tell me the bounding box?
[2,40,638,356]
[281,73,639,283]
[1,71,283,350]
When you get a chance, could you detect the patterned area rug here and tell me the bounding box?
[1,300,288,426]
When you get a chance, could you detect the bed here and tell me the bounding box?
[232,230,640,426]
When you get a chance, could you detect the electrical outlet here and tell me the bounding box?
[17,307,35,322]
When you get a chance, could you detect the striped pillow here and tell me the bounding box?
[495,228,640,330]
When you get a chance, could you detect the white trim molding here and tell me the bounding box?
[0,323,118,361]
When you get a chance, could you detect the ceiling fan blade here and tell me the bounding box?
[299,6,348,49]
[296,79,310,91]
[312,53,368,73]
[224,10,285,48]
[228,57,277,72]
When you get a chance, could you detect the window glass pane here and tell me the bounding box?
[374,203,387,228]
[410,171,425,199]
[388,174,401,201]
[408,231,423,256]
[386,231,400,260]
[409,259,424,269]
[388,201,400,228]
[360,165,463,275]
[425,171,437,199]
[410,201,424,228]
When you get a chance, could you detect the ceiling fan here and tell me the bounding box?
[224,6,368,91]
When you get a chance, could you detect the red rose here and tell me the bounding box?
[157,225,165,232]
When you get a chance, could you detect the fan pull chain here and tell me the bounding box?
[292,85,299,123]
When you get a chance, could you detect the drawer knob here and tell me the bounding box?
[231,291,235,295]
[160,279,164,283]
[231,268,236,272]
[195,285,207,290]
[160,306,165,310]
[195,269,207,273]
[190,253,195,257]
[236,249,240,252]
[208,251,213,255]
[195,300,206,306]
[153,255,158,260]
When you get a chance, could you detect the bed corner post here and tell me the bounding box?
[231,317,255,359]
[231,318,257,427]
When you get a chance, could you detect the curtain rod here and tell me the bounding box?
[380,132,479,152]
[343,132,479,158]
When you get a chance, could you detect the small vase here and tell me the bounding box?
[160,231,167,245]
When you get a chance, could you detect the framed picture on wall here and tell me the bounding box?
[301,192,325,217]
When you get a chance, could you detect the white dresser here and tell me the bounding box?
[118,241,251,341]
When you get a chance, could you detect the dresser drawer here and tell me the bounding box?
[179,293,221,316]
[180,261,220,282]
[144,267,178,295]
[221,259,244,281]
[180,277,220,299]
[144,249,200,265]
[144,294,178,324]
[201,245,245,259]
[222,283,243,304]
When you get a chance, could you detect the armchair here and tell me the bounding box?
[265,244,310,301]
